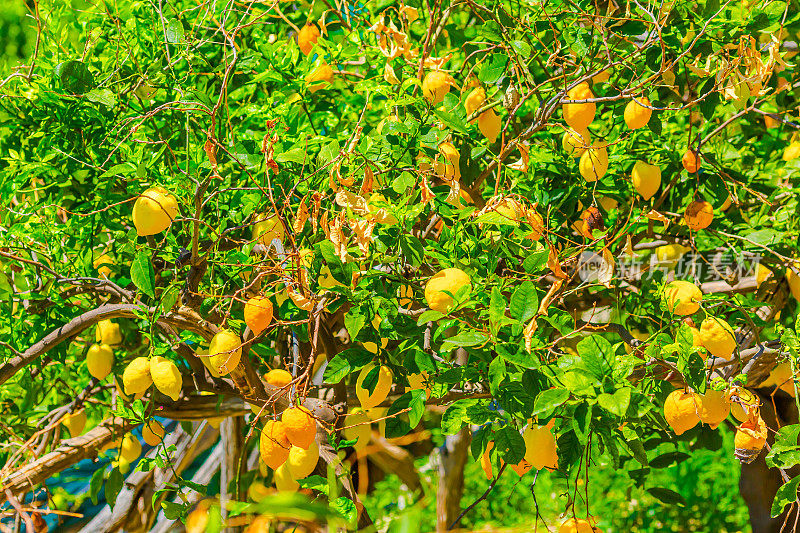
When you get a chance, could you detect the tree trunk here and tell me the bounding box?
[436,426,471,532]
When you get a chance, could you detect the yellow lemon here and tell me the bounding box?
[562,128,591,157]
[260,420,291,469]
[663,280,702,315]
[305,61,334,93]
[244,296,274,335]
[150,356,183,401]
[693,389,730,429]
[424,268,471,313]
[86,343,114,380]
[93,254,114,278]
[422,71,454,105]
[265,368,293,388]
[123,357,153,395]
[699,317,736,360]
[142,419,165,446]
[342,409,372,451]
[624,97,652,129]
[297,23,320,55]
[274,462,299,492]
[434,142,460,181]
[132,187,178,236]
[630,161,661,200]
[253,212,284,247]
[63,409,87,437]
[355,364,393,410]
[655,244,690,268]
[208,330,242,376]
[563,82,595,130]
[578,143,608,182]
[663,389,700,435]
[119,433,142,463]
[522,424,558,470]
[286,442,319,479]
[478,109,501,142]
[282,406,317,449]
[685,200,713,230]
[408,371,432,399]
[464,87,486,117]
[782,141,800,161]
[96,319,122,346]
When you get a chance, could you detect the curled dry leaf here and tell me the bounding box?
[294,198,309,233]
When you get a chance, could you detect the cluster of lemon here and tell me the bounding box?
[258,405,319,492]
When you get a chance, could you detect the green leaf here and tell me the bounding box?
[166,18,185,44]
[650,451,690,468]
[489,287,505,335]
[576,335,613,379]
[323,348,372,383]
[54,60,95,94]
[510,281,538,323]
[533,388,569,417]
[494,426,525,465]
[331,496,357,524]
[495,342,539,369]
[772,476,800,517]
[647,487,686,506]
[441,399,477,435]
[478,54,507,84]
[89,466,105,505]
[344,308,367,340]
[522,249,549,273]
[598,388,631,417]
[509,40,531,56]
[417,309,445,325]
[130,252,156,299]
[441,330,488,349]
[384,390,427,438]
[432,107,468,135]
[161,500,185,520]
[766,425,800,469]
[86,88,117,108]
[105,467,124,508]
[399,234,425,267]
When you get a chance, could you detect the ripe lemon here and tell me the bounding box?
[786,265,800,301]
[699,317,736,360]
[663,389,700,435]
[96,319,122,346]
[728,387,759,422]
[693,389,730,429]
[208,330,242,376]
[563,82,595,130]
[93,254,114,278]
[510,458,532,477]
[305,61,334,93]
[465,87,485,117]
[630,161,661,200]
[297,23,320,55]
[63,409,87,437]
[282,406,317,449]
[578,143,609,182]
[424,268,471,313]
[150,356,183,401]
[734,415,768,463]
[342,409,372,451]
[522,424,558,470]
[478,109,501,142]
[434,142,460,181]
[86,344,114,380]
[123,357,153,395]
[248,481,271,502]
[132,187,178,236]
[623,96,652,129]
[767,362,797,396]
[562,128,591,157]
[273,462,299,492]
[253,212,284,247]
[682,150,701,173]
[260,420,291,469]
[119,433,142,463]
[559,517,602,533]
[422,71,454,105]
[481,441,497,479]
[244,296,274,335]
[685,200,713,230]
[286,442,319,479]
[142,419,165,446]
[663,280,702,315]
[655,244,690,268]
[355,364,393,410]
[265,368,293,388]
[756,263,772,288]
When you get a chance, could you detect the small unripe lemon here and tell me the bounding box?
[663,389,700,435]
[208,330,242,376]
[684,200,713,230]
[86,344,114,380]
[522,424,558,470]
[253,212,284,247]
[355,364,393,410]
[132,187,178,236]
[478,109,501,142]
[682,150,701,172]
[663,280,702,315]
[265,368,293,388]
[699,317,736,360]
[96,319,122,346]
[563,82,595,130]
[286,442,319,479]
[342,409,372,451]
[578,143,608,182]
[123,357,153,395]
[282,406,317,449]
[260,420,291,469]
[424,268,471,313]
[244,296,274,335]
[422,71,454,105]
[297,23,320,55]
[623,96,652,129]
[630,161,661,200]
[119,433,142,463]
[150,356,183,401]
[562,128,591,157]
[655,244,690,268]
[63,409,87,437]
[142,419,165,446]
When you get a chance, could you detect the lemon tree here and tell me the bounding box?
[2,0,800,531]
